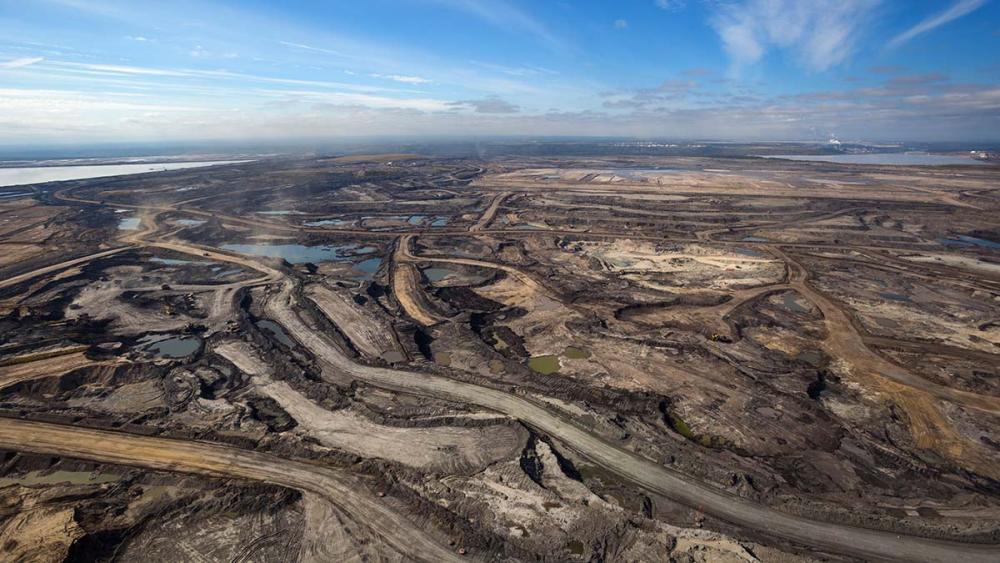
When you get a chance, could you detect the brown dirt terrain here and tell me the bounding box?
[2,153,1000,562]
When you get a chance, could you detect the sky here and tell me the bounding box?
[0,0,998,145]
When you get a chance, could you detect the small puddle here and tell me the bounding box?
[939,235,1000,251]
[734,246,767,258]
[741,236,769,242]
[256,319,294,347]
[141,335,201,358]
[431,217,449,227]
[175,219,206,226]
[422,267,456,282]
[879,292,911,303]
[256,210,303,216]
[304,218,351,227]
[781,293,810,314]
[382,350,405,363]
[352,257,382,280]
[118,217,140,230]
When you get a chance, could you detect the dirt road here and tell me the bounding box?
[0,246,132,290]
[0,418,463,562]
[771,246,1000,414]
[470,192,510,231]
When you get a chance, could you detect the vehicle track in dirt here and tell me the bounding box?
[0,418,464,562]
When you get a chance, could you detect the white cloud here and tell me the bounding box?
[888,0,987,49]
[258,89,451,111]
[447,97,520,113]
[372,73,432,84]
[124,35,148,41]
[614,19,629,30]
[470,61,560,77]
[0,57,45,69]
[709,0,880,71]
[43,61,415,93]
[278,40,349,58]
[655,0,686,11]
[64,63,190,76]
[3,77,999,143]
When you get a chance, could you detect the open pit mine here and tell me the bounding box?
[1,152,999,562]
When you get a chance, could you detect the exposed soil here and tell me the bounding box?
[1,153,999,562]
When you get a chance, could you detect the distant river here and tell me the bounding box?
[0,160,251,188]
[761,153,988,166]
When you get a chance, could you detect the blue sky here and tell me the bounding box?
[0,0,997,143]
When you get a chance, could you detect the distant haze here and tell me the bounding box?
[1,1,998,144]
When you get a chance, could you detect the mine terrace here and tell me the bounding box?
[1,150,999,562]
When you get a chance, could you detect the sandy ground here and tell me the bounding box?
[0,488,84,562]
[0,350,110,390]
[478,168,978,207]
[305,283,405,361]
[215,341,525,473]
[391,262,445,326]
[0,418,462,563]
[578,239,784,290]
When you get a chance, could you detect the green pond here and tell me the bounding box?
[528,355,560,374]
[562,346,591,359]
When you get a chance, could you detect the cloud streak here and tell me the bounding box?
[447,97,520,113]
[709,0,880,71]
[0,57,45,69]
[887,0,988,49]
[372,74,432,84]
[428,0,566,50]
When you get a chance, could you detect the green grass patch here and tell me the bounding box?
[667,413,695,440]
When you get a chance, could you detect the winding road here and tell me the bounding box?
[0,418,462,563]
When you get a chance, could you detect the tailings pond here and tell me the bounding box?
[220,243,375,264]
[762,153,989,166]
[0,160,251,188]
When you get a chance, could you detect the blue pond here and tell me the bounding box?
[221,243,376,264]
[940,235,1000,251]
